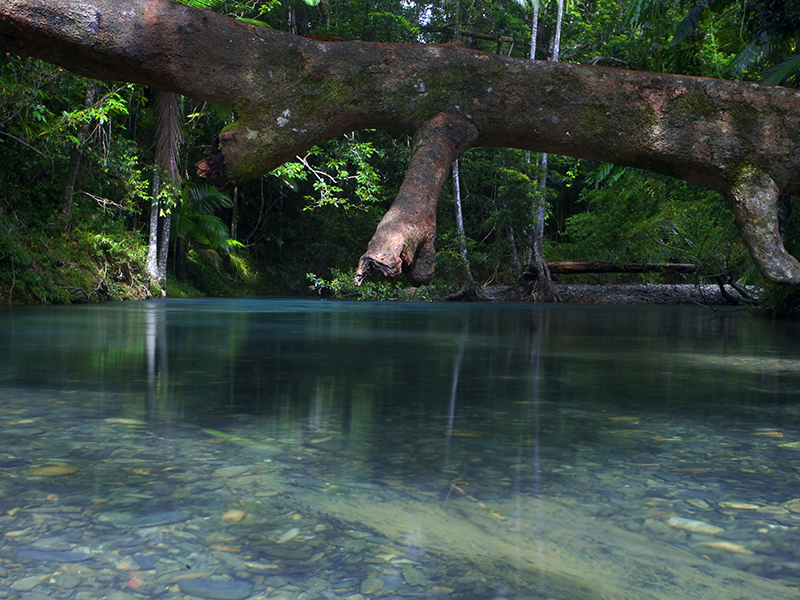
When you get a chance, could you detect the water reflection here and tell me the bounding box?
[1,300,800,599]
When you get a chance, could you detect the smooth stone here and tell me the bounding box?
[290,475,329,489]
[643,518,671,535]
[106,593,139,600]
[55,573,82,589]
[309,439,344,452]
[402,565,426,586]
[32,536,73,551]
[666,517,724,535]
[695,541,754,554]
[259,545,314,560]
[132,553,158,569]
[3,428,44,436]
[10,575,44,591]
[133,510,188,527]
[19,549,91,562]
[26,465,78,476]
[277,527,300,543]
[241,444,282,456]
[360,576,384,595]
[149,484,175,496]
[177,577,253,600]
[221,509,246,522]
[212,466,250,478]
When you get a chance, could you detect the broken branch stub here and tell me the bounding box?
[354,113,479,286]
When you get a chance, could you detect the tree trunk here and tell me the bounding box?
[145,171,161,283]
[153,90,183,291]
[157,209,171,288]
[3,0,800,285]
[60,80,98,217]
[527,0,562,302]
[452,159,474,285]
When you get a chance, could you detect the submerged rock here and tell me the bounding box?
[177,577,253,600]
[666,517,725,535]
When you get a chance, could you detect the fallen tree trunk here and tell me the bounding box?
[2,0,800,285]
[543,262,698,275]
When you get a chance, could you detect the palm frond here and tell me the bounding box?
[192,214,232,247]
[761,54,800,85]
[236,17,271,28]
[186,183,233,214]
[725,39,777,76]
[672,1,709,45]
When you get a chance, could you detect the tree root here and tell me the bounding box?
[527,259,561,303]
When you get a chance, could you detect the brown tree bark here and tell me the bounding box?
[2,0,800,284]
[355,113,477,285]
[544,262,697,275]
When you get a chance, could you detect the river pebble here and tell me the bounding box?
[178,577,254,600]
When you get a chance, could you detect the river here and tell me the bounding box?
[1,299,800,599]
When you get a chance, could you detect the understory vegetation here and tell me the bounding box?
[1,0,798,309]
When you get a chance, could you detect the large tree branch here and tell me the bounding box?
[355,113,478,286]
[2,0,800,283]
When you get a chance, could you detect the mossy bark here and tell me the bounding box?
[3,0,800,283]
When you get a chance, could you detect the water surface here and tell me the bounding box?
[1,299,800,599]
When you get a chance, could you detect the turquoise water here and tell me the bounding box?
[1,299,800,599]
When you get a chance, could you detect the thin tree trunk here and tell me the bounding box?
[152,90,183,292]
[60,80,98,217]
[528,0,564,302]
[452,159,474,284]
[533,152,547,264]
[524,2,540,267]
[157,210,171,289]
[503,199,523,280]
[552,0,564,63]
[529,3,539,60]
[145,171,161,283]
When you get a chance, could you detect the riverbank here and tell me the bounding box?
[481,283,750,305]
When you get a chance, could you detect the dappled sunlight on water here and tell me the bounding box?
[1,300,800,599]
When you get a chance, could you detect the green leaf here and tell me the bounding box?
[761,54,800,85]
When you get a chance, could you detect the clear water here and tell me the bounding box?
[2,299,800,599]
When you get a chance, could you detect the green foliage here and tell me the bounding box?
[0,213,156,304]
[175,184,240,250]
[560,165,749,280]
[307,269,452,301]
[273,133,385,211]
